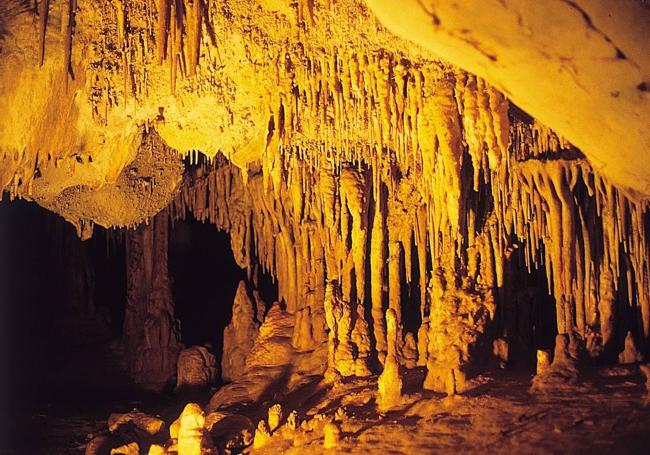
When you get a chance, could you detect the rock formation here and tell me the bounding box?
[267,404,283,433]
[619,331,644,364]
[176,345,218,395]
[124,209,181,390]
[377,309,403,410]
[323,421,341,449]
[252,420,271,449]
[108,412,165,436]
[171,403,208,455]
[221,280,261,382]
[1,1,649,453]
[366,0,650,197]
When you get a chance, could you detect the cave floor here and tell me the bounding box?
[14,364,650,454]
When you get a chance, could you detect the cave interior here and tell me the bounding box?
[0,0,649,454]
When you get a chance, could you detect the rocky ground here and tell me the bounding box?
[5,363,649,454]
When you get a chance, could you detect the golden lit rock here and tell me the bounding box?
[176,403,206,455]
[110,442,139,455]
[267,404,283,433]
[322,421,341,449]
[221,280,260,382]
[176,346,218,394]
[108,412,165,436]
[1,1,649,453]
[147,445,166,455]
[377,309,403,411]
[252,420,271,449]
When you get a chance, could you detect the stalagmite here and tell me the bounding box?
[221,280,261,382]
[536,350,552,375]
[377,309,403,411]
[531,335,579,392]
[286,411,299,431]
[253,420,271,449]
[322,421,341,449]
[175,403,207,455]
[619,332,644,364]
[322,279,372,378]
[267,404,283,433]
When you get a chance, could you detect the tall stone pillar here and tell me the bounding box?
[124,209,181,391]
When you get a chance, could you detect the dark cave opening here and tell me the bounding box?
[0,199,280,448]
[503,243,558,370]
[0,198,131,427]
[168,214,244,364]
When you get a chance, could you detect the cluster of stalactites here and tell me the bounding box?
[170,58,650,389]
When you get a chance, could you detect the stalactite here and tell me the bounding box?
[156,0,170,64]
[37,0,50,66]
[370,183,387,363]
[185,0,203,77]
[162,34,650,392]
[63,0,76,82]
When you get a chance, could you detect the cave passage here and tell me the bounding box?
[0,198,130,438]
[168,214,244,362]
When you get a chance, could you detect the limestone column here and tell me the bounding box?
[124,209,181,390]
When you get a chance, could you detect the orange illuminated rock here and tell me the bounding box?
[221,280,261,382]
[3,4,650,451]
[252,420,272,449]
[174,403,207,455]
[147,445,166,455]
[366,0,650,198]
[267,404,283,433]
[377,309,403,411]
[110,442,139,455]
[322,421,341,449]
[619,331,644,364]
[107,412,165,436]
[176,346,218,394]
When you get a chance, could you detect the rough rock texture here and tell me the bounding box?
[366,0,650,197]
[221,280,261,382]
[124,208,182,390]
[0,0,433,226]
[176,83,650,394]
[171,403,208,455]
[377,309,403,410]
[3,1,650,453]
[108,412,165,436]
[207,303,326,412]
[1,0,647,228]
[1,0,648,393]
[176,345,218,394]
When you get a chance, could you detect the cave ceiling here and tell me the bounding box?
[0,0,648,232]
